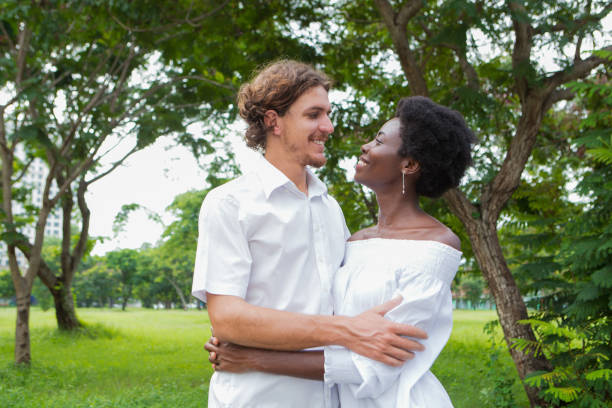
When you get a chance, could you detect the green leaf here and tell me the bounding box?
[543,385,580,402]
[585,369,612,381]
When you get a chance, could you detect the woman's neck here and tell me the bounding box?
[374,188,424,232]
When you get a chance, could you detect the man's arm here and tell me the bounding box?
[207,293,426,366]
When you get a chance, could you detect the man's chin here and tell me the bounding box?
[308,157,327,168]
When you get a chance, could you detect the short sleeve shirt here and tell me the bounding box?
[192,155,349,408]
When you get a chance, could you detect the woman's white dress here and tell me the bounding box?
[324,238,461,408]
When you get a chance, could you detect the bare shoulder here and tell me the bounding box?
[431,227,461,251]
[348,226,375,242]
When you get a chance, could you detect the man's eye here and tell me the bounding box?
[375,138,383,145]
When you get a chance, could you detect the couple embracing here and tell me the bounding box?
[192,60,476,408]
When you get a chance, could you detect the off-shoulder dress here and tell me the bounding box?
[324,238,461,408]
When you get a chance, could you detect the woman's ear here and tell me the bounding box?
[402,157,420,175]
[264,110,279,135]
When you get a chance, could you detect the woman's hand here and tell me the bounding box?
[205,336,325,380]
[204,336,258,373]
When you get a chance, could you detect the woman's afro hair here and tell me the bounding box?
[396,96,477,198]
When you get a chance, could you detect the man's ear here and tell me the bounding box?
[402,157,420,175]
[264,110,280,135]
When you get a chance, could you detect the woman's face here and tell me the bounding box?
[354,118,405,189]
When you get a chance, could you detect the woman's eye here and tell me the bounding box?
[375,138,382,145]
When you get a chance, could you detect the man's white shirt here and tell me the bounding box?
[192,155,349,408]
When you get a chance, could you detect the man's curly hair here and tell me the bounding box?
[237,60,331,151]
[395,96,476,198]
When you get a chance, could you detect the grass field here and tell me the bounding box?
[0,308,528,407]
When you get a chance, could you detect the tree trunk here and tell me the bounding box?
[14,291,31,365]
[167,277,188,311]
[51,282,81,330]
[464,218,551,406]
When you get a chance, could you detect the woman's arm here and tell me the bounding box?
[205,337,324,381]
[325,272,457,398]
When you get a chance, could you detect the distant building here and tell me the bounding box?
[0,158,62,269]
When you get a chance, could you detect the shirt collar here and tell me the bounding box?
[253,155,328,199]
[305,167,328,198]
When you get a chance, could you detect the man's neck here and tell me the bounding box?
[264,151,308,195]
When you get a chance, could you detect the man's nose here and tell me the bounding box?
[321,115,334,134]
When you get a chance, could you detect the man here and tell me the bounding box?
[192,60,425,407]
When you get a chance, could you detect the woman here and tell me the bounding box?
[206,96,476,407]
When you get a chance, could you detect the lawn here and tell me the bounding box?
[0,308,528,407]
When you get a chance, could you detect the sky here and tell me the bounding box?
[87,123,262,255]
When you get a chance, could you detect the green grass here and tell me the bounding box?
[0,308,528,407]
[0,308,213,407]
[434,310,529,407]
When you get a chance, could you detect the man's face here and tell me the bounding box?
[275,85,334,168]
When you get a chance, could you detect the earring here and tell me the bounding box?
[402,172,406,195]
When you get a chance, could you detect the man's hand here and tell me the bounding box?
[341,297,427,366]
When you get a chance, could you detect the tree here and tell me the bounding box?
[460,276,484,310]
[72,259,120,308]
[156,189,210,310]
[509,70,612,406]
[106,249,140,311]
[112,152,238,310]
[316,1,611,404]
[0,0,324,364]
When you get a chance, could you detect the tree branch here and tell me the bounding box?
[509,0,534,102]
[544,88,575,112]
[13,157,34,184]
[75,42,126,101]
[0,20,15,51]
[482,97,543,223]
[544,46,612,94]
[86,145,139,185]
[0,93,22,116]
[373,0,428,95]
[110,0,229,33]
[396,0,423,27]
[69,178,90,279]
[48,155,95,210]
[15,26,31,89]
[14,239,60,291]
[0,111,7,152]
[443,188,478,223]
[61,84,108,156]
[109,41,137,113]
[108,74,230,131]
[533,1,610,36]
